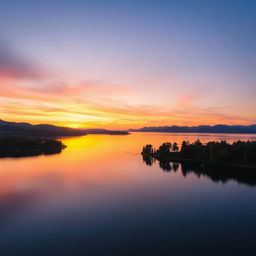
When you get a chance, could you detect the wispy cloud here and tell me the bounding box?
[0,40,45,79]
[1,79,254,129]
[0,39,255,128]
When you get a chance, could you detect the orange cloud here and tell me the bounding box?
[0,71,255,129]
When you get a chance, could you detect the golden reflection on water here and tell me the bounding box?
[0,132,255,206]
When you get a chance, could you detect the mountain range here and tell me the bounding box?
[1,119,255,137]
[0,120,128,137]
[128,124,256,134]
[0,119,87,137]
[81,129,129,135]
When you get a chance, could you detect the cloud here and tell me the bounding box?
[1,72,255,128]
[0,40,44,79]
[2,84,254,129]
[0,39,254,128]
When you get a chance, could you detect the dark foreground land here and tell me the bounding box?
[0,137,66,158]
[142,140,256,168]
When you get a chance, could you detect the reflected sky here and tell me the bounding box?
[0,133,256,255]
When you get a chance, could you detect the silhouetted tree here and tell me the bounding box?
[181,141,189,155]
[157,142,172,156]
[0,137,66,158]
[142,139,256,166]
[172,142,179,152]
[142,144,154,155]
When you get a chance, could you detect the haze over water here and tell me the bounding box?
[0,133,256,255]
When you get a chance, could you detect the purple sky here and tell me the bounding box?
[0,0,255,128]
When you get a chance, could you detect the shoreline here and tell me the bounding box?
[0,137,67,158]
[142,140,256,170]
[142,153,256,170]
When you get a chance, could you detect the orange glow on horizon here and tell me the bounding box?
[0,77,255,129]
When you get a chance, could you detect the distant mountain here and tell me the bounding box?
[0,119,129,137]
[0,119,86,137]
[128,124,256,134]
[82,129,129,135]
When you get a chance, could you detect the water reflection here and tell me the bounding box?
[142,155,155,166]
[142,155,256,186]
[0,133,256,255]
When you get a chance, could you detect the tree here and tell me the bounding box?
[158,142,172,156]
[172,142,179,152]
[142,144,153,154]
[181,141,189,155]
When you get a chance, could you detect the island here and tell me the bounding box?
[0,137,66,158]
[142,140,256,168]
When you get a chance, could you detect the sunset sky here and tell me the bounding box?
[0,0,255,129]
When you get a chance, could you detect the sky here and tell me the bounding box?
[0,0,255,129]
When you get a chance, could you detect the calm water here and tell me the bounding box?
[0,133,256,256]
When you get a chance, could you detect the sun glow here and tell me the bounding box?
[66,123,83,128]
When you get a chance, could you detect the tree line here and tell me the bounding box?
[142,140,256,166]
[0,137,66,157]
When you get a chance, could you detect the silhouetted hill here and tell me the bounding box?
[0,119,86,137]
[0,120,129,137]
[129,124,256,134]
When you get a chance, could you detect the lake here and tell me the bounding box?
[0,132,256,256]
